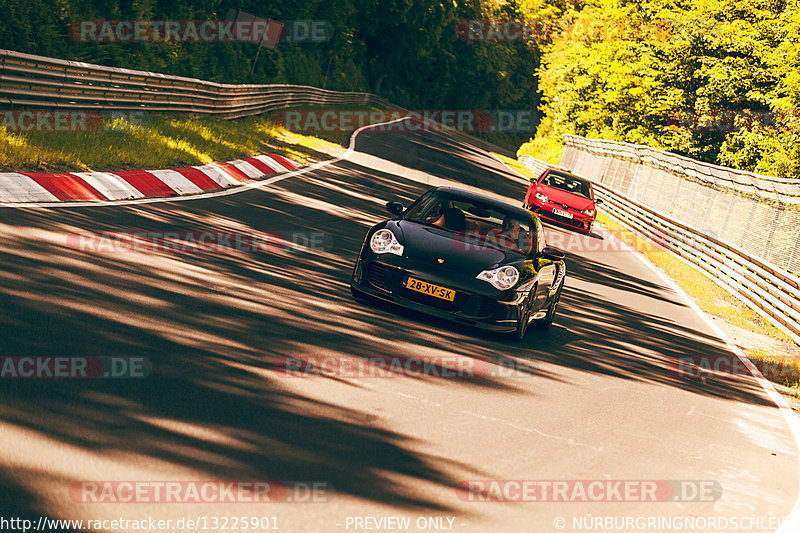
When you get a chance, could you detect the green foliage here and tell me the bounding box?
[516,132,564,165]
[526,0,800,178]
[0,0,540,148]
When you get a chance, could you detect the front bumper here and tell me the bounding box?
[350,257,526,333]
[527,202,594,232]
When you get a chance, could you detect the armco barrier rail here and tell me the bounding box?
[560,134,800,272]
[0,49,397,119]
[519,152,800,345]
[0,49,513,156]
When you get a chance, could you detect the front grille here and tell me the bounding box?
[366,264,471,313]
[401,284,460,310]
[366,262,392,291]
[460,295,497,318]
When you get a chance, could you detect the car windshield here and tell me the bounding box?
[539,171,592,199]
[404,191,535,254]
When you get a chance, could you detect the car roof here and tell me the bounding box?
[432,186,536,221]
[542,168,591,184]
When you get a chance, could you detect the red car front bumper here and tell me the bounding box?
[526,201,594,232]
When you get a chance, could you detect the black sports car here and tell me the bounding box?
[350,187,566,339]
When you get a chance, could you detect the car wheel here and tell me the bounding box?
[512,298,532,341]
[534,286,561,331]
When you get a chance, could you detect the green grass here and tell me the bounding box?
[746,347,800,393]
[0,107,388,174]
[0,103,528,173]
[492,152,539,181]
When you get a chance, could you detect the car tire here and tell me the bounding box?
[534,286,561,331]
[512,297,532,341]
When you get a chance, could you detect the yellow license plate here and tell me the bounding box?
[405,277,455,301]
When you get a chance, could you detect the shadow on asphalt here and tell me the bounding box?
[0,123,779,524]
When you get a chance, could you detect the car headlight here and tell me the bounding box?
[370,229,404,256]
[581,208,596,216]
[534,192,548,203]
[476,265,520,290]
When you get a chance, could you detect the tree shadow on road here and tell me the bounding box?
[0,159,543,525]
[0,125,786,527]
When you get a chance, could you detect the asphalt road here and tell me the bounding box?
[0,121,798,533]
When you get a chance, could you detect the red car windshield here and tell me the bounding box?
[539,171,593,199]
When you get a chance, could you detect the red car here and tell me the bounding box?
[523,168,602,232]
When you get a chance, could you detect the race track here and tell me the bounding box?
[0,120,797,533]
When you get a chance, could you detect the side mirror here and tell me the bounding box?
[385,201,404,217]
[541,245,565,261]
[595,198,604,205]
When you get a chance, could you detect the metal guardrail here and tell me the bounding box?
[13,46,797,339]
[519,154,800,345]
[562,134,800,203]
[560,135,800,274]
[0,49,514,156]
[0,49,398,118]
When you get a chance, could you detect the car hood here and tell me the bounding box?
[538,184,594,210]
[395,220,521,272]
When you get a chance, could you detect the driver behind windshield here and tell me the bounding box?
[489,215,532,254]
